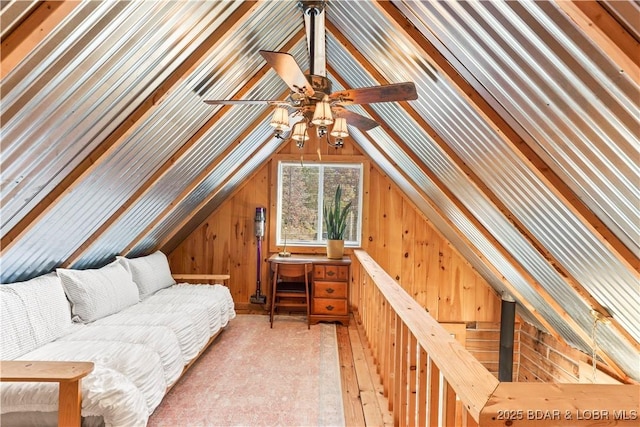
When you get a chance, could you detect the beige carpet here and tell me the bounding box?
[148,314,345,427]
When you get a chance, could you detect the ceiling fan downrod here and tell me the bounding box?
[300,1,327,78]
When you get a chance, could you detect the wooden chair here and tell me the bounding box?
[270,262,312,329]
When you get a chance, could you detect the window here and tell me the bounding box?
[276,161,363,247]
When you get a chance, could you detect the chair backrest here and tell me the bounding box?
[274,263,313,281]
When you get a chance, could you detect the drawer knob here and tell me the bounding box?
[326,288,334,294]
[326,305,334,311]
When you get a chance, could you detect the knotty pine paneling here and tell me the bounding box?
[168,165,270,310]
[365,166,500,323]
[169,137,500,322]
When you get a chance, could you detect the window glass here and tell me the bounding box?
[277,161,362,247]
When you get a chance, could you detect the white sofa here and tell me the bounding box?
[0,251,235,426]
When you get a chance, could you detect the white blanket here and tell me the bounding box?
[1,283,236,427]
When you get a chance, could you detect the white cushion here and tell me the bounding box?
[0,273,73,359]
[57,260,139,323]
[117,251,175,299]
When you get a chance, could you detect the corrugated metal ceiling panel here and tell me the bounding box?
[1,1,239,234]
[133,122,282,257]
[74,32,305,268]
[0,1,301,280]
[395,0,639,254]
[329,1,638,379]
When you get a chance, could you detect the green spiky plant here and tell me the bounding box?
[323,185,352,240]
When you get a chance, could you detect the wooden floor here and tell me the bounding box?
[337,315,394,427]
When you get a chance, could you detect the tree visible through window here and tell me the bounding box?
[276,161,362,247]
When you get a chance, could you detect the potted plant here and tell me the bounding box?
[324,185,352,259]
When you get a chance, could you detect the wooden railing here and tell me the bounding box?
[352,250,639,426]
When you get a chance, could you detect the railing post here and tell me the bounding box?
[417,347,428,426]
[382,302,391,395]
[400,323,409,426]
[389,312,397,413]
[394,319,404,425]
[408,333,418,427]
[428,357,440,426]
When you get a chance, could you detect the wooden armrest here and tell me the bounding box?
[1,360,94,382]
[1,361,94,427]
[172,274,230,284]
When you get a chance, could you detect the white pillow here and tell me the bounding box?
[0,273,73,359]
[117,251,176,299]
[57,260,140,323]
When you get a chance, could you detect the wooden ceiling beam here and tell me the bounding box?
[1,1,81,79]
[555,1,639,81]
[0,1,262,257]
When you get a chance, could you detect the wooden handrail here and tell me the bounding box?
[1,360,94,427]
[481,382,639,426]
[353,250,640,426]
[355,250,498,421]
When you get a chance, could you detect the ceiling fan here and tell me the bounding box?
[203,0,418,148]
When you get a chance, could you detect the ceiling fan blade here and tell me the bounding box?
[259,50,314,96]
[333,106,379,131]
[330,82,417,105]
[203,99,287,106]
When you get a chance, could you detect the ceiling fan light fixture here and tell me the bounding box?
[330,117,348,138]
[311,97,333,126]
[291,121,309,147]
[270,107,290,131]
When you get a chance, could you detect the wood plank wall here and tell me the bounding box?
[518,322,585,383]
[363,168,501,323]
[168,137,502,321]
[465,321,521,380]
[168,164,270,308]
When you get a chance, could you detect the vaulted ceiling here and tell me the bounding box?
[1,1,638,381]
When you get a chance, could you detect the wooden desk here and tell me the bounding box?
[268,254,351,326]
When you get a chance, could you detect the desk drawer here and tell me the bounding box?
[313,265,348,281]
[312,298,348,315]
[314,281,347,299]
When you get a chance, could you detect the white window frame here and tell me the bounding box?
[275,161,363,248]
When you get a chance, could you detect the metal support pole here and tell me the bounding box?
[498,292,516,382]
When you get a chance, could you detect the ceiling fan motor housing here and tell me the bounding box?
[306,75,332,101]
